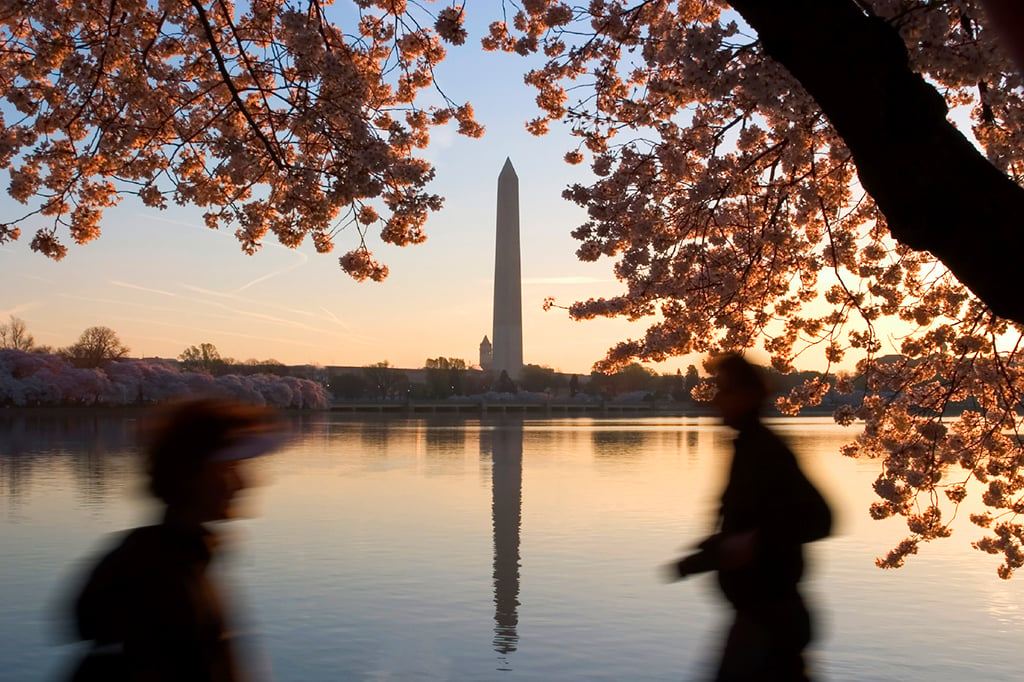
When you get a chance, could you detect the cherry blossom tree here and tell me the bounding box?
[496,0,1024,577]
[0,0,481,280]
[0,349,328,408]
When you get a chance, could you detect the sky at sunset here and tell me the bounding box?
[0,20,668,376]
[0,7,898,376]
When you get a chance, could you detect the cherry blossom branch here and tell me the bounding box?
[187,0,285,171]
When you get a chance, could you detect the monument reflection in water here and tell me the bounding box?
[482,419,524,667]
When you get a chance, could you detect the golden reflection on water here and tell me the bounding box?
[3,413,1024,681]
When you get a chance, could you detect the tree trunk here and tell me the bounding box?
[729,0,1024,324]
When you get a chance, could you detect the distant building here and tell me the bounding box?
[480,335,493,371]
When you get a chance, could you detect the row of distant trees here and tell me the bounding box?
[330,359,705,402]
[0,348,329,409]
[176,342,302,378]
[0,316,131,368]
[0,316,305,375]
[329,357,870,409]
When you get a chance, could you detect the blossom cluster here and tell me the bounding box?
[0,0,482,278]
[495,0,1024,576]
[0,349,329,409]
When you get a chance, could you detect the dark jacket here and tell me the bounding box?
[715,417,832,608]
[72,523,240,682]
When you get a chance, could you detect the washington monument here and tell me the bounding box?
[492,158,524,381]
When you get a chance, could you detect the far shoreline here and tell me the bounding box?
[0,400,845,419]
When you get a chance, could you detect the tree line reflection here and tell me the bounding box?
[0,411,137,504]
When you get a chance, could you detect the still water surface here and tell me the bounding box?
[2,411,1023,681]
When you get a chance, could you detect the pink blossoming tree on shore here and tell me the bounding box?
[0,349,329,409]
[5,1,1024,575]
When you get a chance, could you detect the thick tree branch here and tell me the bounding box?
[729,0,1024,324]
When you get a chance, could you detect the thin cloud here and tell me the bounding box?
[317,306,378,345]
[14,273,55,285]
[61,295,231,331]
[122,322,327,352]
[0,302,39,317]
[319,305,351,330]
[141,213,212,232]
[109,280,177,297]
[180,284,319,322]
[214,328,334,351]
[234,308,326,334]
[175,287,353,337]
[180,284,236,300]
[180,282,327,323]
[175,282,381,346]
[61,293,155,308]
[522,276,610,285]
[234,249,309,292]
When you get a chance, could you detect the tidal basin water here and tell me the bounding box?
[2,411,1024,681]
